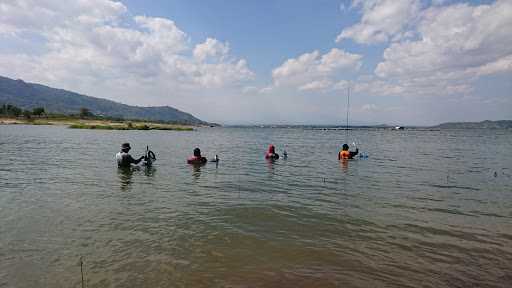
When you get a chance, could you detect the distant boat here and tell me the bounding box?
[394,126,404,130]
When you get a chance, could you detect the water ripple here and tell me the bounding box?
[1,126,511,287]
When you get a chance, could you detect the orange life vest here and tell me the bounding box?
[339,150,350,159]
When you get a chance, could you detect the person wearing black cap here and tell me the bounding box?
[116,143,145,167]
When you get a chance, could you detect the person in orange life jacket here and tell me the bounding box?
[265,144,279,160]
[116,143,145,167]
[188,147,207,164]
[338,143,358,160]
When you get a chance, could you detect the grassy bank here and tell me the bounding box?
[69,122,193,131]
[0,117,194,131]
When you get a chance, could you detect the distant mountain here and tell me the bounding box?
[0,76,206,124]
[433,120,512,129]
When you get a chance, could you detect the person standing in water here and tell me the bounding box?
[116,143,145,167]
[265,144,279,160]
[338,143,358,160]
[188,148,208,164]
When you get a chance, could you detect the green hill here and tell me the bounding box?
[0,75,206,124]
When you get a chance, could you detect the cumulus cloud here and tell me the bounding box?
[373,0,512,96]
[1,0,510,124]
[259,86,273,94]
[193,37,230,62]
[336,0,421,44]
[0,0,127,34]
[352,78,406,96]
[271,48,362,91]
[361,103,378,112]
[298,80,332,91]
[0,0,253,106]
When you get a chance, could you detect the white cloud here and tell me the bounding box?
[272,50,319,85]
[133,16,188,55]
[1,0,510,125]
[193,37,230,62]
[373,0,512,96]
[333,79,350,91]
[271,48,362,91]
[0,0,127,34]
[361,103,378,112]
[259,86,273,94]
[473,55,512,77]
[318,48,363,72]
[298,80,332,91]
[0,0,254,106]
[182,59,254,88]
[353,79,406,96]
[336,0,421,44]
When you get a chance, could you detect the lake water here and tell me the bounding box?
[1,125,511,287]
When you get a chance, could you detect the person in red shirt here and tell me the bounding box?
[265,144,279,160]
[188,148,207,164]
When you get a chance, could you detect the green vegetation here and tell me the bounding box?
[1,103,194,131]
[69,123,115,130]
[1,104,22,117]
[1,104,46,118]
[32,107,45,116]
[68,123,193,131]
[1,103,204,125]
[79,107,93,118]
[0,75,207,124]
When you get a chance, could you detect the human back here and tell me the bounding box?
[338,143,358,160]
[265,144,279,160]
[188,147,207,164]
[116,143,144,167]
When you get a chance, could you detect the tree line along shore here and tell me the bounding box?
[0,104,194,131]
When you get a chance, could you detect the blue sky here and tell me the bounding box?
[122,0,373,78]
[0,0,510,125]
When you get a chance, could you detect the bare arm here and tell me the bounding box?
[127,154,145,165]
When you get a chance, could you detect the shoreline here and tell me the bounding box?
[0,117,195,131]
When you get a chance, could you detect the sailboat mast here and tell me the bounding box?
[346,85,350,138]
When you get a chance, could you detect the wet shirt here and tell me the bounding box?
[265,145,279,159]
[187,156,207,164]
[116,152,138,167]
[338,149,359,160]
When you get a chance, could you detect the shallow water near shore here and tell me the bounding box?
[1,125,511,287]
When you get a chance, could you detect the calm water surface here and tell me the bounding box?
[1,125,511,287]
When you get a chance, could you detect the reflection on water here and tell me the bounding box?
[190,163,206,180]
[339,158,349,172]
[143,165,157,177]
[1,125,511,288]
[118,166,157,190]
[117,166,134,190]
[265,158,277,176]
